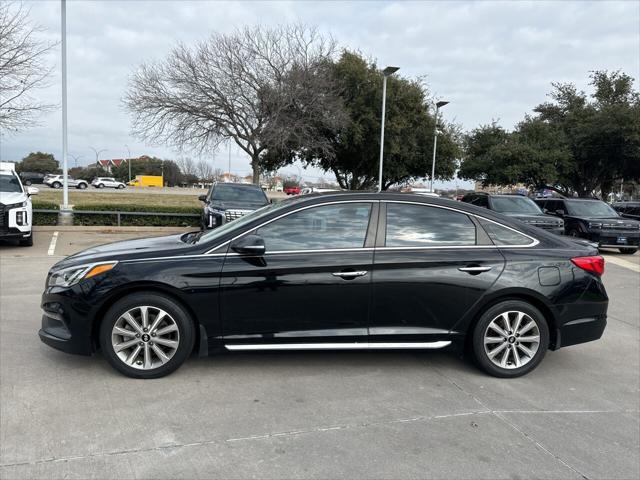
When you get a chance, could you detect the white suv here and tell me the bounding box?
[0,169,38,246]
[45,175,88,189]
[91,177,126,189]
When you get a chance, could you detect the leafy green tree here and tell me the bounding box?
[461,70,640,198]
[17,151,58,174]
[68,165,108,181]
[110,156,183,186]
[265,51,460,190]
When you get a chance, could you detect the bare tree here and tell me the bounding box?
[196,158,214,181]
[0,2,56,133]
[177,156,197,177]
[124,24,345,184]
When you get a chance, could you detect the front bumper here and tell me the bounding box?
[587,230,640,248]
[39,291,94,356]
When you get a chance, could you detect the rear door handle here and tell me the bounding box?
[332,271,368,278]
[458,266,492,273]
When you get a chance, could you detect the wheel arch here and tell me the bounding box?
[90,282,203,354]
[462,290,558,353]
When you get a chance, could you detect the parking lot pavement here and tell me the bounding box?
[1,233,638,479]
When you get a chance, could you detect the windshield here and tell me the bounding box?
[491,196,542,214]
[211,184,267,204]
[0,175,23,194]
[193,197,298,244]
[566,200,618,217]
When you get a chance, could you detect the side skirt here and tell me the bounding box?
[225,341,451,351]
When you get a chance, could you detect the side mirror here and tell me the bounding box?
[555,209,565,216]
[542,208,549,214]
[27,186,39,196]
[230,234,266,256]
[198,194,207,202]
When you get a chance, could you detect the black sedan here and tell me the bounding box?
[39,193,608,379]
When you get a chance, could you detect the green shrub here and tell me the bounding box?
[32,200,59,226]
[72,203,200,227]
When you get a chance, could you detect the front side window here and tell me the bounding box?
[478,218,534,246]
[258,203,372,251]
[385,203,476,247]
[565,200,618,218]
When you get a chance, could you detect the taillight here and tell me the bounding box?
[571,256,605,276]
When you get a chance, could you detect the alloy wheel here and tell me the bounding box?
[111,306,180,370]
[483,311,540,369]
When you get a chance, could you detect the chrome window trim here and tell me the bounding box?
[381,200,540,248]
[205,200,379,254]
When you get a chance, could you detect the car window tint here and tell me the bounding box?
[385,203,476,246]
[478,218,533,246]
[257,203,372,251]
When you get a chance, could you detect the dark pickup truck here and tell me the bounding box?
[199,182,269,230]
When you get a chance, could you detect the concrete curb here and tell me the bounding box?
[33,226,194,233]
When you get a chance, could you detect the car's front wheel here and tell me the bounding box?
[52,181,62,189]
[99,293,195,379]
[77,183,87,189]
[471,300,549,378]
[619,248,637,255]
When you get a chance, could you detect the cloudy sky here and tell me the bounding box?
[1,0,638,188]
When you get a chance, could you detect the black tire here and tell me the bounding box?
[118,184,125,189]
[24,180,32,186]
[77,183,87,189]
[99,293,195,379]
[619,248,637,255]
[567,228,582,238]
[98,183,104,188]
[471,300,549,378]
[52,182,62,189]
[19,232,33,247]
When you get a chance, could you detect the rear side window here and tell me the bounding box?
[478,218,534,246]
[385,203,476,247]
[258,202,372,251]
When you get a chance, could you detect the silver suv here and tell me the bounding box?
[45,175,88,189]
[91,177,126,189]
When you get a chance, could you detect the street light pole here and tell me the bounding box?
[378,66,399,192]
[60,0,70,224]
[125,144,131,182]
[430,100,449,193]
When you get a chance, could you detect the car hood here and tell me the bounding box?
[210,200,267,210]
[503,213,563,225]
[52,233,198,270]
[0,191,28,205]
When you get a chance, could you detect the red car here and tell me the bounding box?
[284,186,301,195]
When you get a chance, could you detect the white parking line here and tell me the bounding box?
[603,255,640,273]
[47,232,59,256]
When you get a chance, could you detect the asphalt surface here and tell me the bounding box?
[0,231,638,479]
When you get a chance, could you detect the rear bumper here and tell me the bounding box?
[555,315,607,349]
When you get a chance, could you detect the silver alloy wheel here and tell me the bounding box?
[111,306,180,370]
[483,311,540,370]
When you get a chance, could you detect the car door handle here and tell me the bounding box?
[332,271,368,278]
[458,266,492,273]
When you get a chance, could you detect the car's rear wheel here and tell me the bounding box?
[472,300,549,378]
[99,293,195,379]
[78,183,87,189]
[24,180,32,186]
[118,184,125,189]
[619,248,637,255]
[98,183,104,188]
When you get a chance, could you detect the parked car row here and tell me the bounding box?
[459,192,639,254]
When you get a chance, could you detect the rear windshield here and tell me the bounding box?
[0,174,23,193]
[491,196,542,214]
[211,184,267,203]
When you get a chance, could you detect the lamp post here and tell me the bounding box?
[58,0,72,225]
[378,66,399,192]
[125,144,131,182]
[429,100,449,193]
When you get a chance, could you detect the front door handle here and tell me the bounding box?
[458,266,492,273]
[332,271,368,279]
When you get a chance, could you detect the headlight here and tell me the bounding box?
[48,262,117,287]
[588,222,602,229]
[6,201,27,209]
